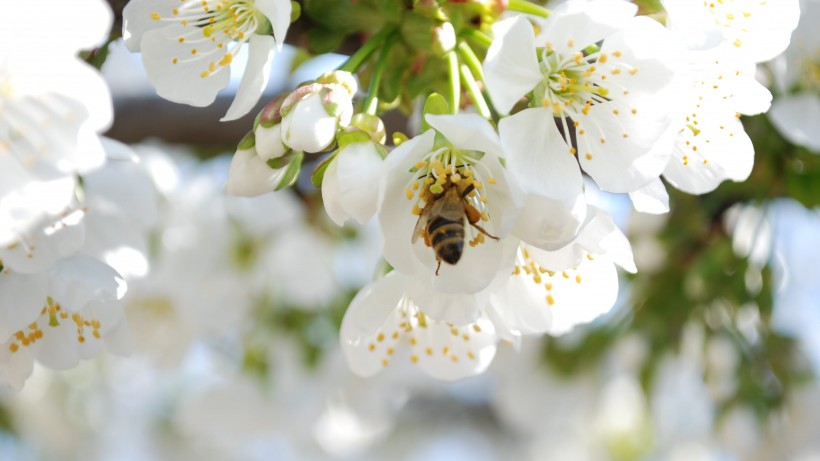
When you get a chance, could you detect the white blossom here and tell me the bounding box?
[486,2,682,194]
[340,271,500,381]
[123,0,292,120]
[769,0,820,153]
[378,114,521,294]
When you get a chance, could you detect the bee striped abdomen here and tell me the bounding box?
[428,216,465,265]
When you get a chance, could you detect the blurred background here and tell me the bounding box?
[2,1,819,460]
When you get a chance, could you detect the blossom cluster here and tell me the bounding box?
[0,0,807,388]
[193,0,798,380]
[0,0,162,388]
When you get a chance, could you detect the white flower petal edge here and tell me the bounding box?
[769,93,820,153]
[340,272,498,381]
[322,142,383,226]
[629,178,670,215]
[222,34,277,122]
[490,206,635,336]
[0,271,47,339]
[499,107,587,250]
[225,146,288,196]
[662,0,801,63]
[484,16,543,115]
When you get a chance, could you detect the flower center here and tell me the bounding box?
[6,297,102,353]
[151,0,265,79]
[404,147,496,246]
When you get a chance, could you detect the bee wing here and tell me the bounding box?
[411,208,429,244]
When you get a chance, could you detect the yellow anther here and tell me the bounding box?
[369,343,376,351]
[426,347,433,356]
[150,11,161,20]
[473,324,482,332]
[546,295,555,305]
[386,347,395,356]
[410,355,419,363]
[9,343,18,353]
[377,332,385,342]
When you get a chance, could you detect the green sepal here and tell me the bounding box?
[393,132,409,146]
[311,151,339,187]
[238,131,256,150]
[275,151,304,191]
[422,93,449,132]
[374,143,388,160]
[337,128,373,150]
[267,153,290,169]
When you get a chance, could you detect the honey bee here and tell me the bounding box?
[412,182,499,275]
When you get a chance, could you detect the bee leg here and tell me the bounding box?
[435,260,442,276]
[470,222,499,241]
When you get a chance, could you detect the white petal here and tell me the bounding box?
[340,272,407,377]
[321,158,349,226]
[426,114,502,156]
[255,0,292,49]
[0,211,86,274]
[499,108,583,202]
[629,178,670,215]
[336,143,382,225]
[255,123,288,161]
[541,252,619,336]
[483,17,543,115]
[536,2,637,58]
[425,231,506,295]
[514,194,586,252]
[281,93,339,153]
[663,110,755,194]
[122,0,172,51]
[577,98,673,193]
[225,147,286,196]
[769,93,820,153]
[222,34,277,121]
[140,24,231,106]
[47,255,126,309]
[0,271,47,339]
[489,270,555,335]
[413,314,497,381]
[0,344,34,390]
[378,131,436,275]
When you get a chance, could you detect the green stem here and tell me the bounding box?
[457,42,484,83]
[459,63,491,119]
[508,0,550,18]
[337,26,396,73]
[446,49,460,114]
[462,28,493,51]
[363,31,398,115]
